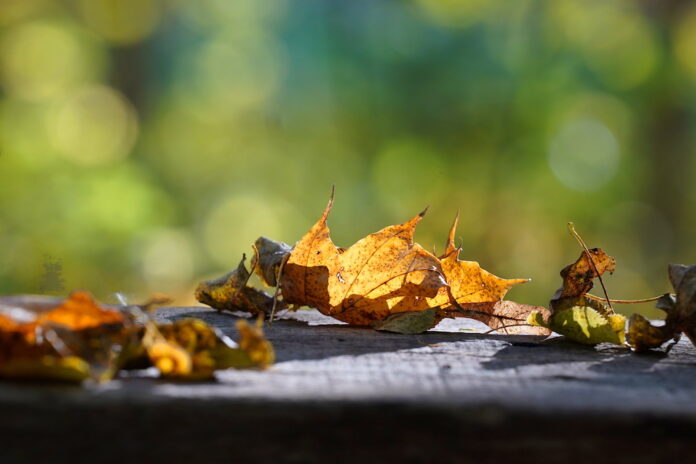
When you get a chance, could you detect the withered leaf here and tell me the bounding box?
[552,248,616,309]
[235,318,275,367]
[529,248,626,346]
[37,291,126,329]
[149,317,274,380]
[627,264,696,352]
[0,292,132,382]
[280,194,447,326]
[0,292,275,383]
[195,254,285,317]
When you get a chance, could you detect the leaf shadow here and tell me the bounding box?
[481,335,696,389]
[172,309,546,363]
[480,336,609,371]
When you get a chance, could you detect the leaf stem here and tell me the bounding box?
[269,253,289,324]
[585,293,664,304]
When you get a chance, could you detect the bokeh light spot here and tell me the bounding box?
[49,85,138,166]
[78,0,161,46]
[189,36,283,115]
[547,119,620,192]
[548,0,658,89]
[73,164,171,234]
[0,20,104,100]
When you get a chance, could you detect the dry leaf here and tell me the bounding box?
[149,317,274,380]
[197,194,550,335]
[0,292,132,382]
[528,249,626,345]
[280,194,447,326]
[195,254,284,317]
[235,318,275,367]
[627,264,696,352]
[0,292,275,383]
[551,248,616,308]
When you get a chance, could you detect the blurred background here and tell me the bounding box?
[0,0,694,317]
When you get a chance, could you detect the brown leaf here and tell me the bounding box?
[280,194,447,326]
[627,264,696,352]
[552,248,616,308]
[195,255,284,317]
[443,301,552,335]
[530,246,627,346]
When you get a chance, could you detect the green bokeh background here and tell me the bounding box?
[1,0,695,318]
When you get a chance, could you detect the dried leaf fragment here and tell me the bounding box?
[195,255,284,317]
[627,264,696,352]
[532,248,626,346]
[143,317,275,380]
[235,319,275,367]
[552,248,616,308]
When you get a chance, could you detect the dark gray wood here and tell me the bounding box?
[1,306,695,463]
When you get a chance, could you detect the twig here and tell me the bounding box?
[269,253,289,324]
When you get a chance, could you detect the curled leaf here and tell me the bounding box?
[195,255,284,317]
[626,313,672,352]
[253,236,292,287]
[626,264,696,352]
[537,246,625,346]
[552,248,616,309]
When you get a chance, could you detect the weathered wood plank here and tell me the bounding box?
[1,307,695,463]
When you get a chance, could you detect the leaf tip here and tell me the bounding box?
[321,186,335,221]
[443,210,460,256]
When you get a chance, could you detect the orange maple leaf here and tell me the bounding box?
[279,194,550,334]
[281,194,447,325]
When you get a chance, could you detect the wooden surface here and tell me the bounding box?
[2,306,696,463]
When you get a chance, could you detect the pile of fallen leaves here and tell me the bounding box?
[196,190,695,354]
[197,191,551,336]
[0,292,273,383]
